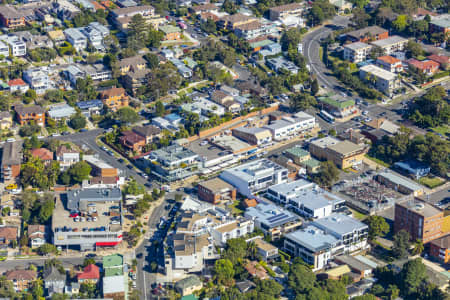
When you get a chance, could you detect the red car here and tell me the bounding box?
[69,212,79,218]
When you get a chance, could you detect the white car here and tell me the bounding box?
[6,138,15,142]
[52,133,61,137]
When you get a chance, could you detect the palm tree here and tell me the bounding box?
[412,239,424,255]
[247,241,257,260]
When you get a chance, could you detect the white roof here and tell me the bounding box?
[103,275,125,294]
[344,42,371,51]
[370,35,408,47]
[360,64,397,81]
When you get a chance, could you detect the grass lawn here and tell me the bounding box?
[431,125,449,136]
[319,46,323,61]
[418,176,445,189]
[229,200,243,216]
[349,208,367,221]
[364,154,390,168]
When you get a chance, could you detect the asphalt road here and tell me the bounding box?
[0,256,102,272]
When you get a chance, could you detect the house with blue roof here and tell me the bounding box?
[76,100,103,117]
[394,160,430,179]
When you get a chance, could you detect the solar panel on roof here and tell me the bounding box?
[267,213,287,223]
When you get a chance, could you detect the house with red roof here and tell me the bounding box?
[30,148,53,164]
[77,264,100,284]
[406,59,440,76]
[8,78,29,93]
[376,56,403,73]
[428,54,450,70]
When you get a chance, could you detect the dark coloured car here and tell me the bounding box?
[127,165,133,169]
[80,129,88,132]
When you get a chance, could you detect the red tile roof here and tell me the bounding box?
[91,1,106,10]
[31,148,53,161]
[377,55,401,64]
[428,54,450,66]
[99,87,126,99]
[0,227,17,240]
[407,58,440,70]
[5,270,37,281]
[77,264,100,280]
[8,78,27,86]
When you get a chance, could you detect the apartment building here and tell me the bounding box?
[234,20,277,40]
[376,55,403,73]
[343,42,372,63]
[0,34,26,56]
[14,105,45,126]
[263,111,316,141]
[266,179,346,219]
[429,234,449,263]
[64,28,87,51]
[406,58,440,76]
[220,159,288,197]
[117,55,147,75]
[82,22,109,51]
[269,3,304,21]
[1,141,22,182]
[232,127,272,145]
[309,136,367,169]
[394,199,444,243]
[197,177,236,204]
[159,25,182,41]
[119,130,146,153]
[346,26,388,43]
[53,188,123,251]
[28,225,46,248]
[99,87,129,111]
[359,64,400,96]
[149,145,200,182]
[0,6,25,29]
[244,202,301,240]
[218,13,256,30]
[370,35,408,55]
[23,67,51,94]
[111,5,155,30]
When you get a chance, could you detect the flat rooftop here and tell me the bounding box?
[310,136,340,149]
[370,35,408,47]
[67,188,122,212]
[327,140,366,156]
[396,199,442,218]
[52,195,121,232]
[285,225,338,252]
[360,64,397,81]
[84,155,115,169]
[150,145,198,164]
[222,159,286,182]
[378,171,424,192]
[312,213,368,237]
[198,177,235,193]
[187,139,233,162]
[210,135,253,153]
[344,42,371,50]
[245,202,300,228]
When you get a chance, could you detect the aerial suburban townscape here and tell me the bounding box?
[0,0,448,299]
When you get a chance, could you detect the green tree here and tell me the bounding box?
[38,196,55,223]
[144,53,159,69]
[281,28,303,51]
[83,258,96,267]
[386,284,400,300]
[312,160,340,187]
[155,101,165,117]
[351,7,371,29]
[38,243,57,255]
[366,215,389,240]
[392,15,409,33]
[67,161,92,183]
[392,229,410,258]
[214,259,234,286]
[412,239,424,255]
[69,114,87,130]
[311,78,319,95]
[115,107,139,124]
[290,93,317,112]
[288,260,316,294]
[124,178,145,195]
[400,258,427,296]
[223,238,247,264]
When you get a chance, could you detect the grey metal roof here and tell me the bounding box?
[1,141,22,166]
[245,202,299,228]
[312,213,368,238]
[67,188,122,211]
[285,225,339,252]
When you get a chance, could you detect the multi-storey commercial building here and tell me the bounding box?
[220,159,288,197]
[263,111,316,141]
[1,141,22,182]
[317,93,357,118]
[232,127,272,145]
[83,155,118,178]
[52,188,123,251]
[309,136,368,169]
[244,202,301,239]
[394,199,444,243]
[266,179,346,219]
[359,64,400,96]
[149,145,200,182]
[343,42,372,63]
[197,177,236,204]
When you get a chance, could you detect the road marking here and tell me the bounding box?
[143,263,147,300]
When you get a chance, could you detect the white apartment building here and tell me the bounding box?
[0,35,26,56]
[220,159,288,197]
[359,64,400,96]
[266,179,346,219]
[0,40,10,57]
[343,42,372,63]
[263,111,316,141]
[23,67,51,94]
[370,35,408,55]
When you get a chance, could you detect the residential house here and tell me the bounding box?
[359,64,400,96]
[64,28,87,51]
[197,177,236,204]
[428,54,450,70]
[14,31,54,50]
[394,199,443,243]
[99,87,129,111]
[175,275,203,296]
[43,266,66,296]
[0,111,12,130]
[28,224,46,248]
[14,104,45,126]
[429,14,450,34]
[132,125,161,143]
[76,100,104,117]
[5,270,37,292]
[345,26,389,43]
[253,237,278,261]
[244,261,269,279]
[244,202,301,239]
[122,68,150,95]
[266,57,299,74]
[309,136,368,169]
[376,55,403,73]
[369,35,408,55]
[170,58,193,78]
[119,130,146,153]
[259,42,282,58]
[0,6,25,29]
[0,226,17,246]
[269,3,304,21]
[77,264,100,284]
[329,0,353,12]
[47,30,66,45]
[8,78,29,93]
[30,148,53,164]
[82,64,112,81]
[81,22,109,51]
[55,145,80,170]
[1,141,22,182]
[406,58,440,76]
[0,34,27,56]
[343,42,372,63]
[23,67,51,94]
[159,25,182,40]
[47,103,77,121]
[220,159,289,197]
